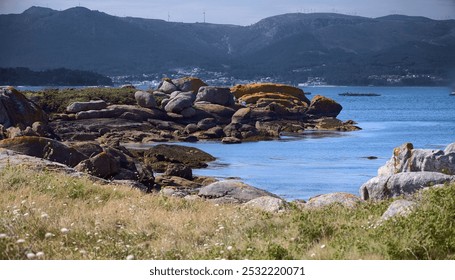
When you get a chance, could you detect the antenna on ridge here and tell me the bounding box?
[168,12,170,22]
[203,10,206,23]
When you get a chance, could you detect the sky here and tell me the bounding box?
[0,0,454,25]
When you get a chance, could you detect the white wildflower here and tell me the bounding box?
[126,255,135,260]
[45,232,54,238]
[0,233,7,239]
[26,252,36,259]
[320,244,326,249]
[60,228,69,234]
[227,246,233,251]
[16,239,26,244]
[36,252,45,259]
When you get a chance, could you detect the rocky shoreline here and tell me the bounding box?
[1,78,454,217]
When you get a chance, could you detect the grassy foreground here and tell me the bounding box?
[1,166,454,260]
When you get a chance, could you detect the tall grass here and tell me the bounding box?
[1,166,454,260]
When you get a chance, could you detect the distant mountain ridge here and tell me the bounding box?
[1,6,454,85]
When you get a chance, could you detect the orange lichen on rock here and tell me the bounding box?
[230,83,310,104]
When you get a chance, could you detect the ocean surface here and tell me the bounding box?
[180,86,455,200]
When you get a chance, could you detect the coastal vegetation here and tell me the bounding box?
[24,87,136,114]
[1,165,454,260]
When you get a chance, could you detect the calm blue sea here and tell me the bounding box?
[183,86,455,200]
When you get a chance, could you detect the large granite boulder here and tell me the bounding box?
[0,87,48,128]
[172,77,207,93]
[66,100,107,113]
[306,192,362,208]
[134,91,157,109]
[231,107,278,124]
[230,83,310,105]
[378,142,455,177]
[0,136,86,167]
[307,95,342,118]
[164,91,195,114]
[360,172,455,200]
[244,196,288,212]
[157,79,178,94]
[193,103,236,123]
[195,86,235,107]
[0,148,101,182]
[198,180,279,204]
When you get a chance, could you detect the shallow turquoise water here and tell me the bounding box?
[183,86,455,200]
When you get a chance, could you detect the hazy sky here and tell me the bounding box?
[1,0,454,25]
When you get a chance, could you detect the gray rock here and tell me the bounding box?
[0,148,104,183]
[0,87,48,128]
[196,86,235,107]
[193,103,236,123]
[164,91,195,114]
[244,196,288,212]
[164,163,193,180]
[184,123,198,134]
[378,142,455,176]
[360,172,455,200]
[198,180,280,204]
[135,91,157,109]
[66,100,107,113]
[197,118,217,131]
[75,152,120,179]
[158,80,178,94]
[231,107,277,124]
[380,199,417,221]
[306,192,362,208]
[0,136,87,167]
[75,105,166,121]
[171,77,207,93]
[180,107,196,118]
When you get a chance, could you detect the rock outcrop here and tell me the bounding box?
[378,142,455,176]
[198,180,280,204]
[306,192,362,208]
[360,171,454,200]
[306,95,342,118]
[0,136,86,167]
[143,144,215,172]
[244,196,288,212]
[230,83,310,105]
[66,100,107,113]
[0,87,48,128]
[360,142,455,200]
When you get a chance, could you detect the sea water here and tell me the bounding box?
[183,86,455,200]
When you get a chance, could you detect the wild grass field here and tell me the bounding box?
[1,166,454,260]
